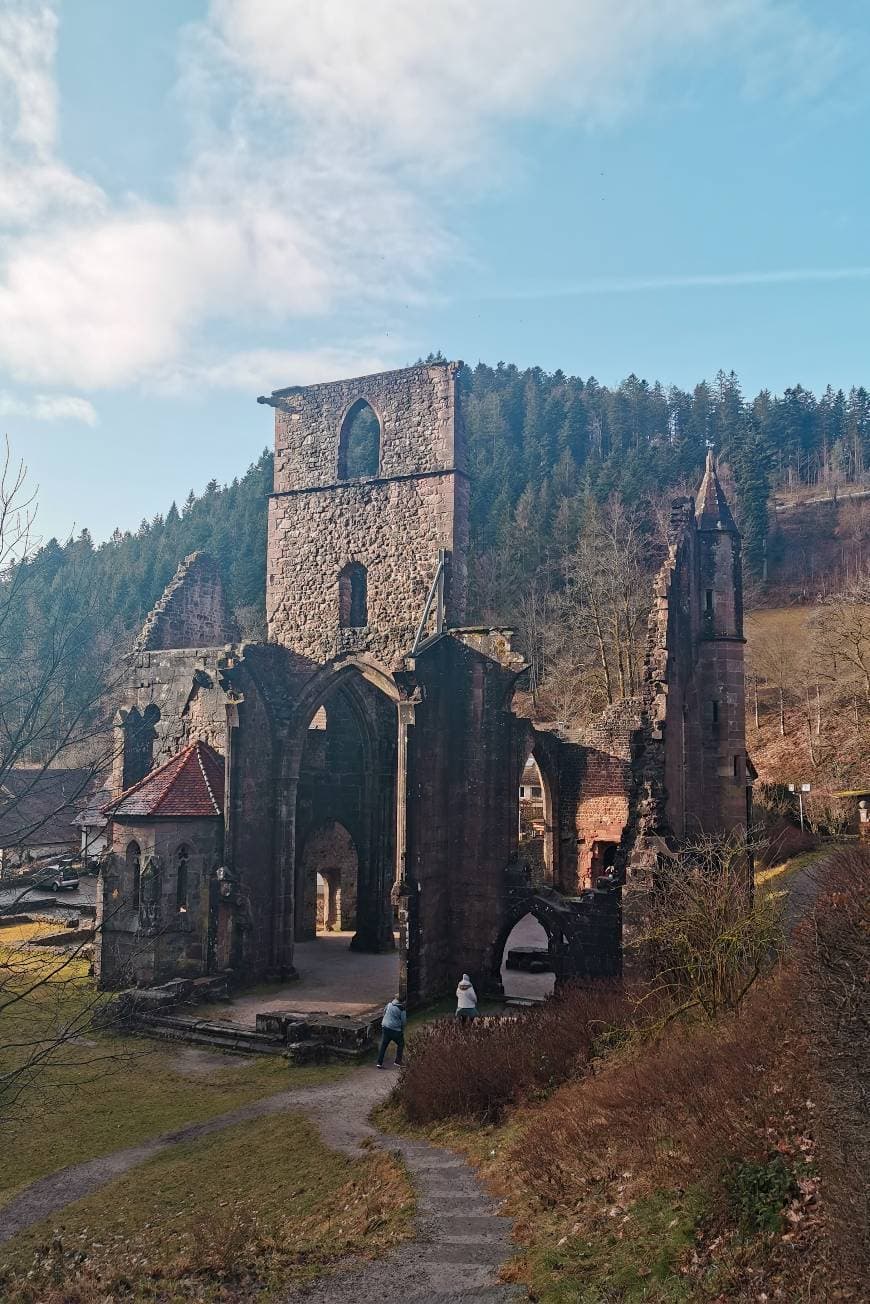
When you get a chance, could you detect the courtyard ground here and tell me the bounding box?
[207,929,401,1025]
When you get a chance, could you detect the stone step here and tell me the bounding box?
[414,1241,508,1265]
[133,1014,285,1056]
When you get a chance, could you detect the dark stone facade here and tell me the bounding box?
[97,365,749,1003]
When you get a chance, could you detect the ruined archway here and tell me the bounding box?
[499,911,557,1000]
[518,749,556,885]
[277,661,400,1010]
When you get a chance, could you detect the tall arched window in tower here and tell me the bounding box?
[175,844,189,913]
[337,399,380,479]
[338,563,368,628]
[126,840,141,910]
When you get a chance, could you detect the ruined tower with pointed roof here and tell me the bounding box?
[694,449,748,833]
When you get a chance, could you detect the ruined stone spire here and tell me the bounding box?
[695,447,739,533]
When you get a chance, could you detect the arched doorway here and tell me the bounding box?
[294,667,399,964]
[297,821,358,936]
[500,911,556,1000]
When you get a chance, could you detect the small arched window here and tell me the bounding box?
[338,563,368,629]
[338,399,380,479]
[126,840,141,909]
[175,844,189,913]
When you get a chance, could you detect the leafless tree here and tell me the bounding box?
[749,618,795,737]
[541,496,651,721]
[0,442,131,1124]
[630,832,783,1022]
[0,439,124,860]
[815,581,870,707]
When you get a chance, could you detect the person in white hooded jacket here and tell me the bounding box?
[455,973,477,1019]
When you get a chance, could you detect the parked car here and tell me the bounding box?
[33,864,80,892]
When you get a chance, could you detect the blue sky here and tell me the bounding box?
[1,0,869,543]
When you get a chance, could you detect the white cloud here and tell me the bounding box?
[0,1,103,225]
[0,0,848,394]
[155,346,399,395]
[482,266,870,300]
[0,390,97,424]
[208,0,845,172]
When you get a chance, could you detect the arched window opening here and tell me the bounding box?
[338,562,368,629]
[126,840,141,909]
[338,399,380,479]
[175,844,189,913]
[309,705,327,731]
[518,753,554,883]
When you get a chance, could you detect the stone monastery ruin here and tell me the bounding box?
[96,361,749,1006]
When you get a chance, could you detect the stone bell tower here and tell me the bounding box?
[695,449,748,833]
[259,361,469,668]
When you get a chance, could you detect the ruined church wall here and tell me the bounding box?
[138,552,238,652]
[406,637,524,1001]
[267,474,466,666]
[265,363,468,667]
[115,647,231,793]
[557,702,640,891]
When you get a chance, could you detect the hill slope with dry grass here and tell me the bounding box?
[745,605,870,795]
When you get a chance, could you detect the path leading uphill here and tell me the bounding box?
[1,1065,523,1302]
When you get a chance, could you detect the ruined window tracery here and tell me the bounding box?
[176,844,189,912]
[338,562,368,628]
[337,399,380,479]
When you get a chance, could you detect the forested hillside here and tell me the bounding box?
[19,362,870,631]
[8,360,870,764]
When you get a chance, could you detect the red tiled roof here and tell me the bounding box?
[105,741,224,819]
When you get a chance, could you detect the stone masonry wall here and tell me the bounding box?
[98,815,222,988]
[138,552,238,652]
[558,702,640,891]
[264,363,468,667]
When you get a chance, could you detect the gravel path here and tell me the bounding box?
[1,1065,524,1301]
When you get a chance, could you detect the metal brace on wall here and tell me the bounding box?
[411,548,448,654]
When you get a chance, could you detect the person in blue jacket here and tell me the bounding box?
[377,995,406,1068]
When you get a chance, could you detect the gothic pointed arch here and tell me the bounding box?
[337,398,381,479]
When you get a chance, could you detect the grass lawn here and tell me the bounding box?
[0,1109,414,1303]
[0,925,349,1205]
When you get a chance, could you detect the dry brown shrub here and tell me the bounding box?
[631,833,784,1020]
[756,815,817,867]
[798,844,870,1284]
[397,982,641,1124]
[509,969,801,1206]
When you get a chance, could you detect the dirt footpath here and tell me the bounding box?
[1,1065,524,1301]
